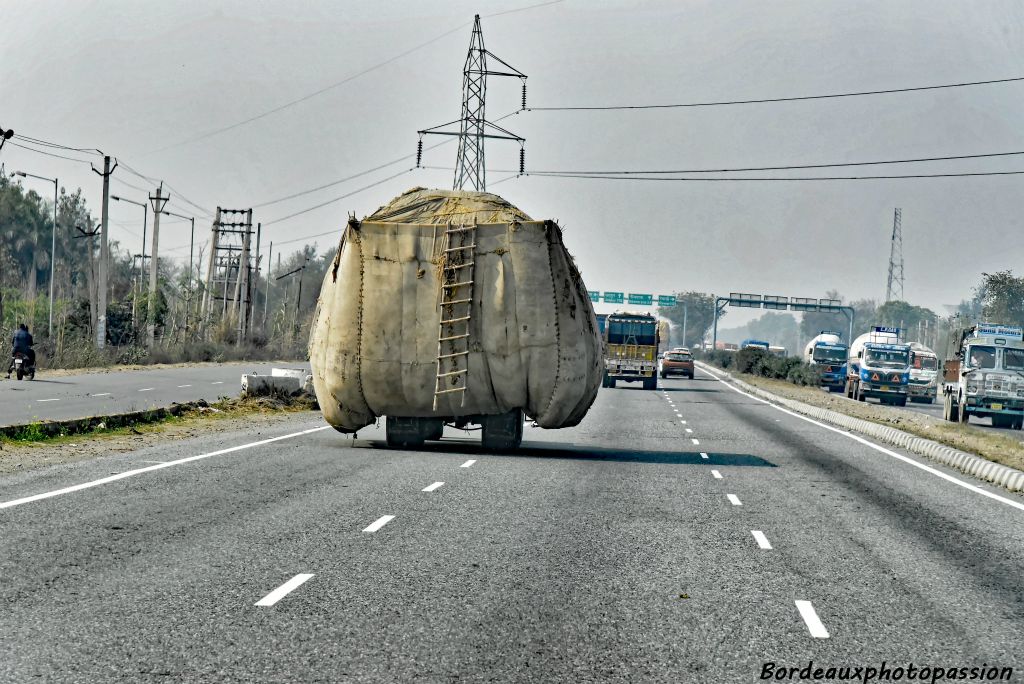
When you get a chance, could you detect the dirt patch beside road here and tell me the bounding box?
[734,375,1024,473]
[0,396,320,475]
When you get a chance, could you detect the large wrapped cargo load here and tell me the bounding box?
[308,187,602,449]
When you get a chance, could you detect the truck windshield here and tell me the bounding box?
[913,356,938,370]
[1004,348,1024,370]
[967,345,996,369]
[812,347,846,363]
[864,349,909,369]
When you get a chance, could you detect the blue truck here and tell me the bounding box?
[845,327,912,406]
[740,339,770,351]
[803,331,848,392]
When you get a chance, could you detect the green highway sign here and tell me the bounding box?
[657,295,677,306]
[602,291,624,304]
[627,293,653,305]
[588,290,600,302]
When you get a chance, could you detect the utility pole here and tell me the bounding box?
[263,241,273,330]
[91,155,117,349]
[417,14,527,191]
[147,183,170,348]
[885,208,904,303]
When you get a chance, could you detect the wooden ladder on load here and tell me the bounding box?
[433,224,477,410]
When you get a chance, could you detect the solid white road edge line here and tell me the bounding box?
[255,574,315,607]
[711,470,723,479]
[422,482,445,492]
[363,515,395,533]
[0,425,332,511]
[698,365,1024,513]
[460,459,476,468]
[751,530,772,549]
[727,494,743,506]
[795,600,830,638]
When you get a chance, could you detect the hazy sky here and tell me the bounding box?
[3,0,1023,327]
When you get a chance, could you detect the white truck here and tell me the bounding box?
[942,323,1024,428]
[907,342,939,404]
[845,327,912,406]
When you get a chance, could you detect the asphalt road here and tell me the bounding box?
[0,362,306,427]
[0,368,1021,682]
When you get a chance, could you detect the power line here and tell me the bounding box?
[525,170,1024,181]
[13,132,103,155]
[527,75,1024,111]
[7,140,95,165]
[525,150,1024,175]
[263,168,415,228]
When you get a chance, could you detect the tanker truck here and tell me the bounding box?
[907,342,939,404]
[844,327,911,406]
[942,323,1024,427]
[308,187,603,451]
[803,331,848,392]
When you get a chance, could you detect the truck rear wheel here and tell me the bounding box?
[895,396,907,407]
[481,408,523,451]
[420,418,444,441]
[385,416,425,449]
[643,376,657,390]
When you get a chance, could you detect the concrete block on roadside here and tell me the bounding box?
[241,374,302,397]
[271,367,309,379]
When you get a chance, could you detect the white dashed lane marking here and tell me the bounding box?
[460,460,476,468]
[685,428,693,434]
[711,470,722,479]
[727,494,742,506]
[691,438,700,445]
[795,600,830,638]
[751,530,772,549]
[177,384,192,388]
[36,398,60,402]
[138,388,154,392]
[363,515,395,533]
[91,393,111,397]
[422,482,445,492]
[700,452,709,459]
[211,381,224,385]
[255,574,314,607]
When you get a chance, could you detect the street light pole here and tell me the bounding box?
[14,170,58,338]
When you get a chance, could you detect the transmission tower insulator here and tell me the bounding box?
[519,146,525,174]
[521,81,527,110]
[416,138,423,168]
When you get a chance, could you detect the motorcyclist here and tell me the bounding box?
[7,323,35,378]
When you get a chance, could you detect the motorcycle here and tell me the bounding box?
[10,350,35,381]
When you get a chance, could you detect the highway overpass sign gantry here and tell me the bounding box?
[712,293,854,350]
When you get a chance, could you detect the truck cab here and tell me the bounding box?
[804,331,848,392]
[845,327,911,406]
[907,342,939,404]
[943,323,1024,428]
[740,339,770,351]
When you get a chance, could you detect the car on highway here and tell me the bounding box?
[660,349,694,379]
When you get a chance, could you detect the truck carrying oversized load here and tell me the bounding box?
[308,187,603,450]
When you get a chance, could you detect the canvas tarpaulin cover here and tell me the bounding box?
[308,187,602,432]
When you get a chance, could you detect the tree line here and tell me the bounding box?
[0,175,333,367]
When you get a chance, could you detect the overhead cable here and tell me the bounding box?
[7,140,95,165]
[263,167,415,228]
[526,170,1024,181]
[527,75,1024,111]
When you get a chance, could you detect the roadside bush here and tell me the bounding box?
[701,347,823,387]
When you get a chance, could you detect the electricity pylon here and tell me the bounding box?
[885,208,904,303]
[417,15,527,192]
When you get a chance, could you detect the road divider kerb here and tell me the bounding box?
[697,361,1024,503]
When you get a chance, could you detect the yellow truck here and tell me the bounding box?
[602,311,660,390]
